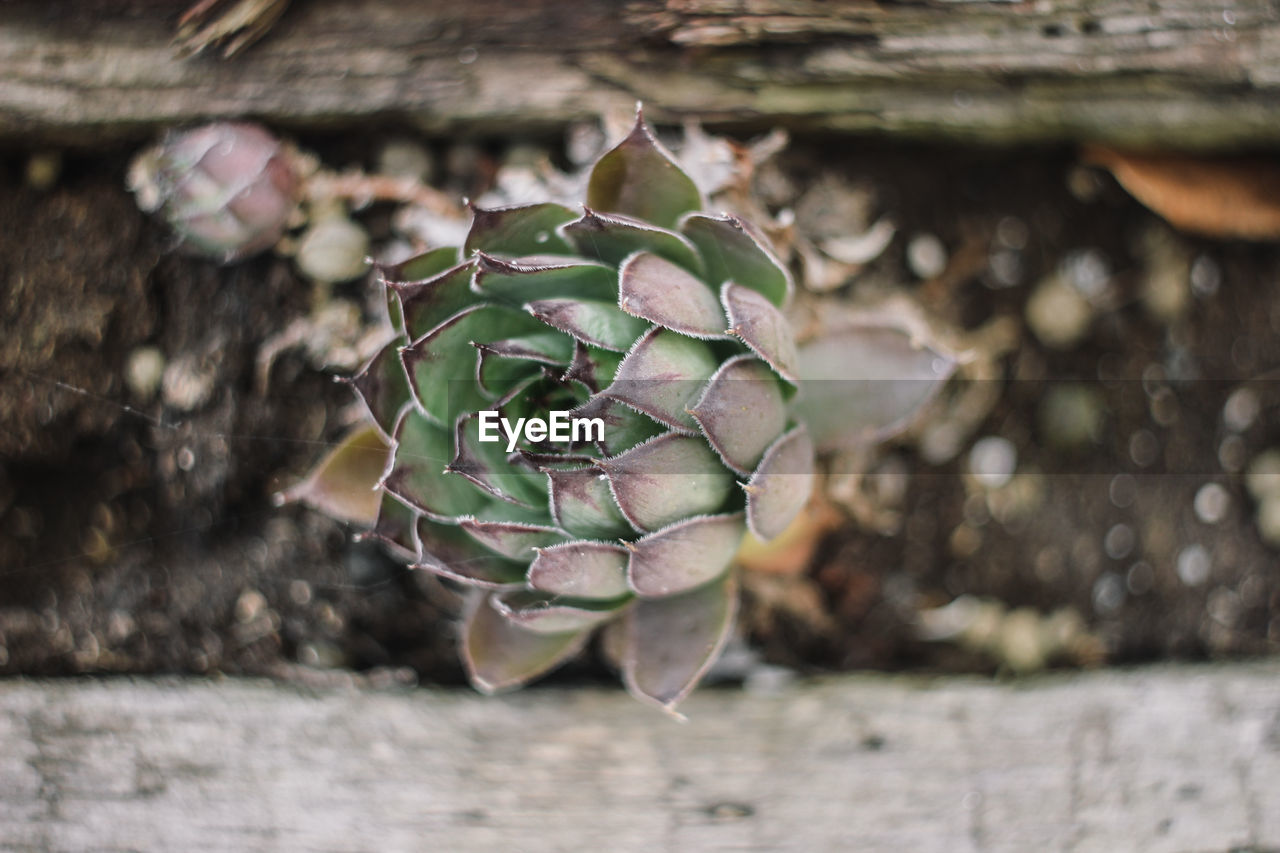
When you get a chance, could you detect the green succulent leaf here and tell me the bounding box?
[381,246,461,288]
[347,346,412,442]
[570,396,663,456]
[744,426,814,542]
[459,517,566,560]
[618,251,728,339]
[626,513,745,598]
[721,282,799,383]
[465,202,577,257]
[402,304,545,425]
[472,253,616,304]
[492,589,625,635]
[474,333,574,396]
[562,343,624,393]
[622,571,738,711]
[545,464,634,540]
[462,592,591,693]
[689,355,787,476]
[587,112,703,230]
[602,328,719,432]
[390,260,477,341]
[597,433,735,532]
[564,209,705,276]
[383,409,487,520]
[526,298,650,352]
[681,213,792,306]
[527,540,632,599]
[449,414,550,508]
[414,515,527,588]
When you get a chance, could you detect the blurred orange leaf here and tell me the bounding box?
[1083,145,1280,241]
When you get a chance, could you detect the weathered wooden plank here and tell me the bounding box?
[3,0,1280,146]
[0,664,1278,851]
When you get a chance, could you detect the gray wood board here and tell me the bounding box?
[1,663,1279,851]
[4,0,1280,146]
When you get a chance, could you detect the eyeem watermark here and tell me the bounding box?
[477,410,604,452]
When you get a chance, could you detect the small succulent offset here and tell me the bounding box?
[282,111,956,709]
[128,122,299,263]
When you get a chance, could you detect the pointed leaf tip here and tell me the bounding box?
[599,433,735,533]
[623,571,738,710]
[618,251,728,339]
[461,592,591,693]
[689,355,787,475]
[684,213,792,306]
[587,114,703,230]
[721,282,799,382]
[626,513,745,597]
[745,426,815,542]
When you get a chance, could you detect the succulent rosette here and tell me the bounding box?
[285,112,956,709]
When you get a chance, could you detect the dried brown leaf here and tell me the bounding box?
[1083,145,1280,241]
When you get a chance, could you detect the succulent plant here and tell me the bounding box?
[129,122,299,262]
[285,111,956,710]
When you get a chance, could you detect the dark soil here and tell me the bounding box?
[1,132,1277,688]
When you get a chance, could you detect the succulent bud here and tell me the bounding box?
[128,122,298,262]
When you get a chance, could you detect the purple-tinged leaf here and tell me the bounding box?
[562,342,623,393]
[793,321,957,451]
[597,433,735,532]
[546,464,633,540]
[472,252,615,304]
[601,327,718,432]
[563,208,705,276]
[622,571,738,711]
[569,396,663,456]
[387,260,477,341]
[681,212,792,306]
[459,517,565,559]
[461,591,590,694]
[528,540,631,599]
[722,282,799,383]
[382,408,486,521]
[625,513,744,597]
[355,491,421,562]
[275,424,389,525]
[526,298,650,352]
[618,252,728,340]
[464,202,576,257]
[744,426,814,542]
[448,414,549,508]
[492,589,624,635]
[413,515,526,588]
[587,111,703,230]
[346,342,413,442]
[689,355,787,475]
